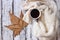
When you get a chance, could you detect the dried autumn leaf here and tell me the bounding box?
[7,24,20,30]
[14,29,20,37]
[6,11,28,37]
[22,20,28,28]
[9,13,20,24]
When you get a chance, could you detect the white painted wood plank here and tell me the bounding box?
[14,0,26,40]
[55,0,60,40]
[25,24,31,40]
[0,0,1,40]
[2,0,13,40]
[55,0,60,10]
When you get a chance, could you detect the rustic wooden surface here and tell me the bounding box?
[0,0,60,40]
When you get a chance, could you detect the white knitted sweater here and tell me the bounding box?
[23,0,58,40]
